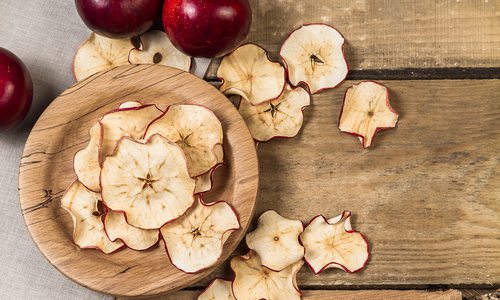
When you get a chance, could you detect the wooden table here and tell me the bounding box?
[122,1,499,299]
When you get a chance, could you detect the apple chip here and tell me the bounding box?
[118,101,143,109]
[144,104,223,177]
[339,81,399,148]
[104,210,159,251]
[101,134,196,229]
[239,84,310,142]
[160,197,240,273]
[300,212,369,274]
[198,278,235,300]
[245,210,304,271]
[74,33,133,81]
[194,163,223,195]
[100,104,163,163]
[280,24,348,94]
[217,44,286,106]
[61,181,124,254]
[74,123,102,192]
[74,104,162,192]
[129,30,191,71]
[231,251,303,300]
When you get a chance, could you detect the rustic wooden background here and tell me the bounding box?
[124,0,499,299]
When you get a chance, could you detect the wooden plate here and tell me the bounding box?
[18,65,259,297]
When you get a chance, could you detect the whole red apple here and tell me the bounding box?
[75,0,162,39]
[0,48,33,132]
[163,0,252,58]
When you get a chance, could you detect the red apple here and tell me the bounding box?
[163,0,252,58]
[75,0,162,39]
[0,48,33,132]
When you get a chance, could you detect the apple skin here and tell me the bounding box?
[163,0,252,58]
[0,48,33,132]
[75,0,162,39]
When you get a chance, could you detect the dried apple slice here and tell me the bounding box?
[61,181,124,254]
[194,163,223,195]
[144,104,223,177]
[217,44,286,106]
[104,209,159,251]
[198,278,235,300]
[129,30,191,71]
[279,24,348,94]
[239,84,310,142]
[231,251,303,300]
[160,197,240,273]
[245,210,304,271]
[101,134,196,229]
[74,33,133,81]
[299,212,369,274]
[338,81,399,148]
[74,123,102,191]
[99,104,163,163]
[118,101,143,109]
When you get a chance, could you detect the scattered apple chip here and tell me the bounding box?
[104,209,159,251]
[144,104,223,177]
[74,33,133,81]
[300,212,369,274]
[279,24,348,94]
[74,123,102,191]
[245,210,304,271]
[101,134,196,229]
[338,81,399,148]
[198,278,235,300]
[217,44,286,106]
[231,251,303,300]
[239,84,310,142]
[160,197,240,273]
[61,181,124,254]
[129,30,191,71]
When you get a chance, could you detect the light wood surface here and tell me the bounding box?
[18,65,259,297]
[247,0,500,70]
[119,289,463,300]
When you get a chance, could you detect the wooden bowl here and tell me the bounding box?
[18,65,259,297]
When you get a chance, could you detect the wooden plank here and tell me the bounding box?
[246,0,500,69]
[253,79,500,286]
[118,289,463,300]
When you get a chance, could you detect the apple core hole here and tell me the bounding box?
[274,236,279,241]
[368,111,374,117]
[153,53,163,64]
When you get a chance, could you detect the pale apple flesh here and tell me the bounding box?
[231,251,303,300]
[218,44,286,106]
[101,134,196,229]
[73,33,134,81]
[300,212,369,274]
[129,30,191,71]
[61,181,124,254]
[245,210,304,271]
[280,24,348,94]
[144,104,224,177]
[197,278,235,300]
[239,84,310,142]
[160,197,240,273]
[104,209,159,251]
[339,81,399,148]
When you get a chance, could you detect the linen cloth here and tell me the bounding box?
[0,1,209,299]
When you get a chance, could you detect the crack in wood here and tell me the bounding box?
[22,189,65,214]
